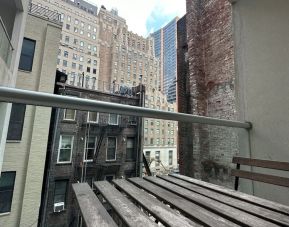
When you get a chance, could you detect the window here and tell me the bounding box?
[65,36,69,43]
[87,33,91,38]
[93,68,96,74]
[109,114,118,125]
[88,25,91,30]
[105,175,114,182]
[92,34,96,40]
[87,44,91,50]
[84,136,97,161]
[0,171,16,213]
[150,138,153,145]
[19,38,36,71]
[66,24,70,30]
[93,27,97,32]
[64,51,68,58]
[155,151,160,167]
[81,21,84,27]
[93,60,97,65]
[67,16,71,22]
[63,60,67,67]
[74,27,78,33]
[145,151,150,162]
[57,135,73,163]
[73,53,77,60]
[106,137,116,161]
[64,109,76,121]
[54,180,68,204]
[87,67,90,73]
[79,64,83,70]
[72,62,76,69]
[7,104,26,140]
[93,46,97,52]
[87,111,98,123]
[126,137,135,160]
[169,150,173,165]
[79,56,84,62]
[80,30,84,35]
[80,41,84,47]
[73,39,78,45]
[74,19,79,24]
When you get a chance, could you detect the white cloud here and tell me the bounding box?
[90,0,186,37]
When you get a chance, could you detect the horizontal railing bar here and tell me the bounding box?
[0,87,252,129]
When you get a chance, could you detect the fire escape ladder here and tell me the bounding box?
[93,127,106,163]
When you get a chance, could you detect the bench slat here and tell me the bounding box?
[232,169,289,187]
[158,175,289,226]
[169,173,289,215]
[145,176,280,227]
[94,181,157,227]
[112,179,200,227]
[232,157,289,171]
[128,177,239,227]
[72,183,117,227]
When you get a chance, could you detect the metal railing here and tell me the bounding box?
[28,3,62,25]
[0,86,251,129]
[0,17,13,67]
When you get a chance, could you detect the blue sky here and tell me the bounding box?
[91,0,186,37]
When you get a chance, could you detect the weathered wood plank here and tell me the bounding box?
[112,179,200,227]
[232,157,289,171]
[128,177,240,227]
[94,181,157,227]
[231,169,289,187]
[158,175,289,226]
[145,176,279,227]
[72,183,117,227]
[170,173,289,215]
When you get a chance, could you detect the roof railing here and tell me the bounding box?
[28,3,62,25]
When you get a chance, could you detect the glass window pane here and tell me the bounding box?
[64,109,75,120]
[7,104,26,141]
[107,137,116,160]
[54,180,68,204]
[0,172,16,213]
[19,38,36,71]
[59,149,71,162]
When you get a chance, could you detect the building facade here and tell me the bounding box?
[152,17,178,103]
[32,0,101,90]
[0,5,61,226]
[0,0,30,173]
[98,7,178,174]
[178,0,237,187]
[40,82,144,227]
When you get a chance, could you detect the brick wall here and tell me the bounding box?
[178,0,238,186]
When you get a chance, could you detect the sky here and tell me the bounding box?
[90,0,186,37]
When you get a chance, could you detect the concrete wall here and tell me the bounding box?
[0,14,61,227]
[233,0,289,205]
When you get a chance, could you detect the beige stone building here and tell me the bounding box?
[0,5,61,226]
[33,0,101,90]
[98,7,178,174]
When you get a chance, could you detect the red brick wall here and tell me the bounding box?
[178,0,238,184]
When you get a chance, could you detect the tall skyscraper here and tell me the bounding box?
[152,17,178,103]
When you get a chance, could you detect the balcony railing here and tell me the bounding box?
[28,3,62,25]
[0,17,13,67]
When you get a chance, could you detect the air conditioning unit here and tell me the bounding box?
[54,202,65,213]
[130,121,137,125]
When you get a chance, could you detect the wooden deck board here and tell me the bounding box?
[112,179,200,227]
[158,175,289,226]
[169,173,289,215]
[144,176,280,227]
[94,180,157,227]
[72,183,117,227]
[128,177,240,227]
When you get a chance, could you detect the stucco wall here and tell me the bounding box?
[233,0,289,205]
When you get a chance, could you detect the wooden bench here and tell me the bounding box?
[232,157,289,190]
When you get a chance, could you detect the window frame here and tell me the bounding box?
[63,109,76,121]
[57,135,74,164]
[53,179,68,206]
[7,103,26,141]
[108,114,119,125]
[106,137,117,161]
[87,111,99,123]
[18,38,36,72]
[83,136,97,162]
[0,171,16,214]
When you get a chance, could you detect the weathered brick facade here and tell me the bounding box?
[178,0,238,185]
[42,83,144,227]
